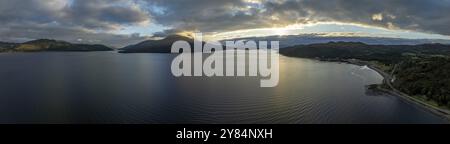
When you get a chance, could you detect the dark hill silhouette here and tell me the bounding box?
[0,39,112,52]
[119,35,205,53]
[280,42,450,64]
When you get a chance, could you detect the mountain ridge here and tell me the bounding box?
[280,41,450,64]
[119,35,200,53]
[0,39,113,52]
[224,34,450,48]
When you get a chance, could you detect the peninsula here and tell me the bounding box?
[280,42,450,120]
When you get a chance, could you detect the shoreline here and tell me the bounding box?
[340,59,450,122]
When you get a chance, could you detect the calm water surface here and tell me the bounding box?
[0,52,447,123]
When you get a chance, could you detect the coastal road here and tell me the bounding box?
[364,61,450,121]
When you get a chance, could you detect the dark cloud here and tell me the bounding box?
[146,0,450,36]
[143,0,276,34]
[0,23,151,48]
[64,0,150,29]
[282,0,450,35]
[0,0,150,29]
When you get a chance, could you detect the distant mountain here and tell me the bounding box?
[225,34,450,48]
[0,39,112,52]
[280,41,450,64]
[119,35,201,53]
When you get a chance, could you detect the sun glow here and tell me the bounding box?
[202,21,450,41]
[205,24,307,41]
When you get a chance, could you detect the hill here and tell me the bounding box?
[280,42,450,64]
[0,39,113,52]
[393,56,450,108]
[119,35,199,53]
[224,34,450,48]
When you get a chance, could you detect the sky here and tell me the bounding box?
[1,0,450,47]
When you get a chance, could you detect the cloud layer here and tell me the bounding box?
[146,0,450,36]
[1,0,449,46]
